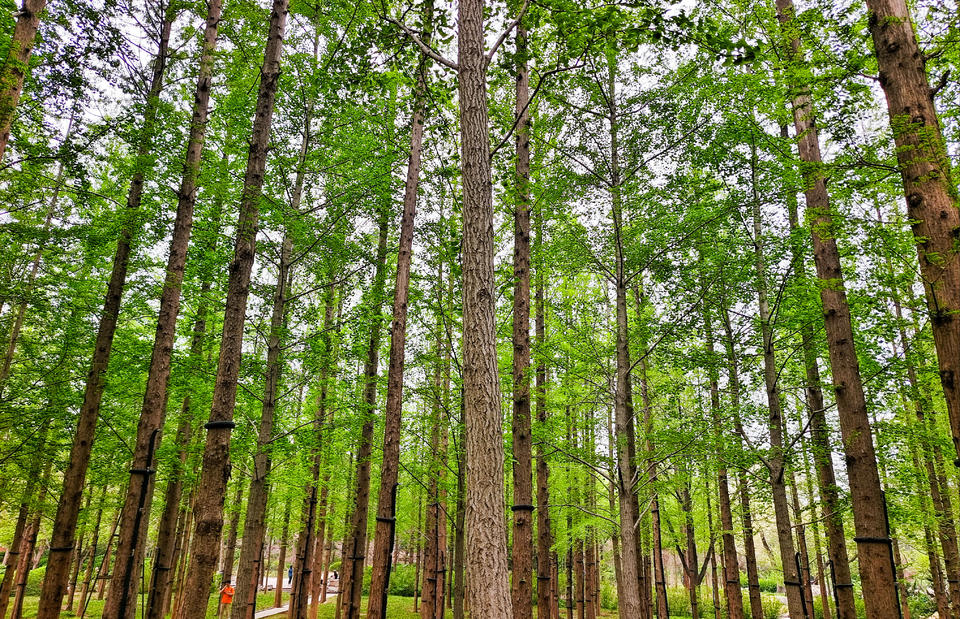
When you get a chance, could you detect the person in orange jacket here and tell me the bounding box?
[218,580,235,619]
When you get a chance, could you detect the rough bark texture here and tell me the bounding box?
[457,0,512,616]
[535,204,555,619]
[0,0,46,161]
[777,4,900,613]
[178,0,288,611]
[510,19,534,619]
[274,502,290,608]
[865,0,960,466]
[605,52,643,619]
[343,212,388,619]
[750,157,805,619]
[104,5,221,614]
[231,230,294,619]
[37,17,173,617]
[781,126,856,619]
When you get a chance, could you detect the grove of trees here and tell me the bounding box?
[0,0,958,618]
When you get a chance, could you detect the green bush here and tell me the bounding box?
[358,563,419,597]
[761,594,785,619]
[757,577,779,593]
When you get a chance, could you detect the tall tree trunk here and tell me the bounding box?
[178,0,288,610]
[704,305,744,619]
[534,204,555,619]
[65,487,92,612]
[510,18,535,619]
[749,147,805,619]
[342,212,388,619]
[457,0,512,615]
[0,0,47,161]
[606,49,643,619]
[105,5,221,614]
[865,0,960,467]
[421,244,449,619]
[776,4,900,613]
[779,122,856,619]
[37,17,173,616]
[351,62,405,619]
[232,231,294,619]
[720,303,764,619]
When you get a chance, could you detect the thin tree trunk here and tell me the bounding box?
[105,6,221,614]
[178,0,288,611]
[510,19,535,619]
[704,302,744,619]
[748,139,806,619]
[776,6,901,614]
[534,194,555,619]
[457,0,512,615]
[37,16,173,617]
[232,232,294,619]
[275,501,291,608]
[0,0,47,161]
[12,458,53,619]
[606,50,643,619]
[865,0,960,468]
[343,208,389,619]
[452,416,466,619]
[779,121,856,619]
[720,303,764,619]
[65,488,92,612]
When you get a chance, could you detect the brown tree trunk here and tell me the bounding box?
[105,5,221,614]
[865,0,960,468]
[679,478,700,619]
[232,231,294,619]
[342,211,388,619]
[77,490,104,617]
[452,417,466,619]
[776,4,900,613]
[720,303,764,619]
[37,16,173,617]
[457,0,512,615]
[606,51,643,619]
[510,18,535,619]
[0,0,47,161]
[421,257,449,619]
[749,148,805,619]
[535,202,555,619]
[12,458,53,619]
[780,123,856,619]
[275,501,291,608]
[351,65,405,619]
[65,488,92,612]
[704,305,744,619]
[178,0,288,611]
[220,481,245,589]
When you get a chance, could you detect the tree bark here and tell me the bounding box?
[275,501,291,608]
[704,305,744,619]
[105,5,221,614]
[775,4,900,613]
[232,230,294,619]
[865,0,960,468]
[749,146,805,619]
[37,16,173,617]
[457,0,512,615]
[342,212,388,619]
[779,121,856,619]
[178,0,288,610]
[720,302,764,619]
[510,17,535,619]
[534,203,555,619]
[0,0,47,161]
